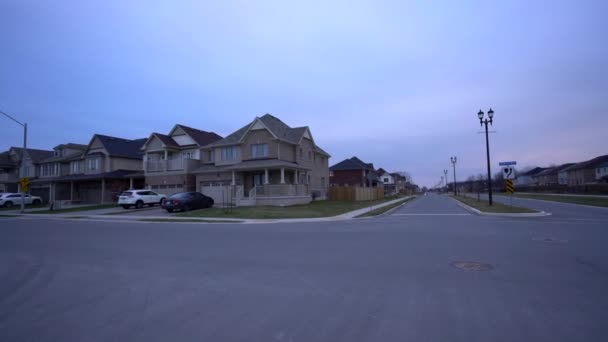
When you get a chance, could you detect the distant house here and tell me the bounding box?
[596,162,608,182]
[29,135,147,204]
[0,147,54,193]
[562,155,608,185]
[535,163,575,186]
[515,167,547,186]
[330,157,380,187]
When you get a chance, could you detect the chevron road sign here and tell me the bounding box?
[505,179,514,194]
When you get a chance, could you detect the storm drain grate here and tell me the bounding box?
[450,261,493,272]
[532,237,568,244]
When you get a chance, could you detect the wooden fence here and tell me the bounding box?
[328,186,384,201]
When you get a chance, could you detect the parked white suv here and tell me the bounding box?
[0,193,43,208]
[118,190,167,209]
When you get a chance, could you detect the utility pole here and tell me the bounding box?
[443,169,448,193]
[0,110,28,213]
[450,157,457,196]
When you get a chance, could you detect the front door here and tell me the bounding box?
[253,173,265,186]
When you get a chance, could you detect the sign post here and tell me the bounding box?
[499,161,516,207]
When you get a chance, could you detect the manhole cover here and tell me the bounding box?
[450,261,493,272]
[532,237,568,244]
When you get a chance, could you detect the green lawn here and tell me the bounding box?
[509,193,608,208]
[356,197,415,218]
[0,214,20,218]
[0,204,46,211]
[28,204,117,214]
[178,195,407,219]
[452,195,538,213]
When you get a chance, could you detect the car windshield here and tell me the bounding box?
[120,191,133,196]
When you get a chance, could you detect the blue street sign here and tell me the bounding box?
[499,161,517,166]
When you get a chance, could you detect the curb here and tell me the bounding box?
[354,196,418,219]
[449,196,552,217]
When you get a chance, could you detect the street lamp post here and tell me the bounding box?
[0,110,27,213]
[450,157,457,196]
[443,169,448,193]
[478,108,494,206]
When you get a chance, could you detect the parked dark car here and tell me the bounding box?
[161,192,214,212]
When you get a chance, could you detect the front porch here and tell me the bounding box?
[196,160,313,207]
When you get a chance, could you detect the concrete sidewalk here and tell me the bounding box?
[15,196,416,223]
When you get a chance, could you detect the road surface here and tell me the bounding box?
[1,193,607,341]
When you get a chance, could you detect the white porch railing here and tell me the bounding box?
[254,184,309,197]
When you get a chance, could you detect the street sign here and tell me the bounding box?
[505,179,514,194]
[19,177,30,192]
[499,161,517,166]
[502,166,515,180]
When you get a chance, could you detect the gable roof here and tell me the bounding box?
[563,155,608,172]
[520,167,547,177]
[377,168,388,175]
[55,143,87,151]
[535,163,576,177]
[0,151,14,168]
[175,124,223,146]
[144,132,179,149]
[10,147,54,163]
[205,114,329,156]
[330,157,374,171]
[92,135,147,159]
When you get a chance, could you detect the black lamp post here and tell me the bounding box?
[478,108,494,205]
[450,157,457,196]
[443,169,448,193]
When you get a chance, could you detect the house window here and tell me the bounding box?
[321,177,325,187]
[250,144,268,158]
[221,147,238,161]
[71,162,81,174]
[308,150,312,160]
[183,151,194,159]
[330,171,334,177]
[384,178,389,183]
[87,159,98,171]
[209,150,214,162]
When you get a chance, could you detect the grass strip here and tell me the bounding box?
[356,197,415,218]
[139,218,242,223]
[28,204,117,214]
[451,195,538,213]
[509,193,608,208]
[178,195,408,219]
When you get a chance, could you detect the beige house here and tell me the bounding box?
[0,147,54,193]
[29,135,147,204]
[195,114,330,206]
[140,124,223,196]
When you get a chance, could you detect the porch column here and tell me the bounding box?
[294,170,299,184]
[280,168,285,184]
[129,177,133,189]
[101,179,105,204]
[264,168,269,184]
[231,171,236,185]
[70,181,74,201]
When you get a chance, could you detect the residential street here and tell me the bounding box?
[1,194,608,341]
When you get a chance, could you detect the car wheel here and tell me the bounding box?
[135,200,144,209]
[159,198,166,206]
[122,205,130,209]
[166,208,174,213]
[4,201,13,208]
[33,199,41,206]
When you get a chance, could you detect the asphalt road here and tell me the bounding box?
[1,194,608,341]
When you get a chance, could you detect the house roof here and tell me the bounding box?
[55,143,87,151]
[520,167,547,177]
[205,114,329,156]
[29,169,142,183]
[563,155,608,172]
[535,163,576,177]
[377,168,388,175]
[176,124,223,146]
[596,162,608,169]
[330,157,374,171]
[10,147,54,163]
[94,135,148,159]
[194,159,311,173]
[39,151,86,163]
[151,133,179,148]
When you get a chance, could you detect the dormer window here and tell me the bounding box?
[251,144,268,158]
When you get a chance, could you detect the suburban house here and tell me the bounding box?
[534,163,575,186]
[596,162,608,182]
[195,114,330,206]
[29,135,147,204]
[141,124,223,196]
[515,167,546,186]
[563,155,608,185]
[329,157,381,187]
[377,168,406,194]
[0,147,54,193]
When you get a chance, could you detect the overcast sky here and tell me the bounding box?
[1,0,607,187]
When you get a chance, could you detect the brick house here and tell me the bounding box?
[329,157,380,187]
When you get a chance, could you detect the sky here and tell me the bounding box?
[1,0,607,187]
